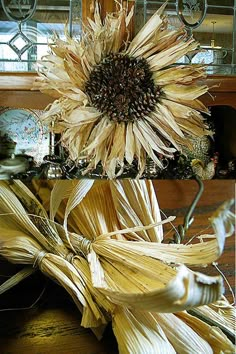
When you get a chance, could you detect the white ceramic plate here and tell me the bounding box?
[0,107,50,165]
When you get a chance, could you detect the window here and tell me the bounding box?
[1,0,235,75]
[135,0,236,75]
[0,0,82,72]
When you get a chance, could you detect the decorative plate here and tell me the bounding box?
[0,107,50,165]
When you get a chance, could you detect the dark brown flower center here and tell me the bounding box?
[85,54,160,123]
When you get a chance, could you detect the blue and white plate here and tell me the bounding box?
[0,107,49,165]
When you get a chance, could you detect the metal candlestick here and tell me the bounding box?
[41,122,64,179]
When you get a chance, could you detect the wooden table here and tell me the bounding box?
[0,180,235,354]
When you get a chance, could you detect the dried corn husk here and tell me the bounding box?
[112,307,176,354]
[126,3,164,56]
[0,181,109,334]
[0,267,35,295]
[38,181,232,314]
[153,312,213,354]
[176,311,235,353]
[0,181,68,257]
[48,179,235,352]
[33,1,211,178]
[110,180,163,242]
[192,296,236,337]
[43,181,231,312]
[0,229,107,329]
[0,180,235,353]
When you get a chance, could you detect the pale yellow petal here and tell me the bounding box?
[137,120,176,156]
[133,122,163,168]
[162,84,208,101]
[141,28,186,59]
[65,106,102,125]
[125,122,135,164]
[127,7,163,56]
[145,114,181,150]
[147,38,199,72]
[106,122,126,178]
[82,119,114,154]
[153,65,206,86]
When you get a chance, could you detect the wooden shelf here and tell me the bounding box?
[1,73,236,109]
[201,75,236,108]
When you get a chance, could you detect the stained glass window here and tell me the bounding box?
[135,0,236,75]
[0,0,82,71]
[1,1,235,75]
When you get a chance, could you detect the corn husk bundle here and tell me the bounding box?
[0,180,235,353]
[33,1,212,178]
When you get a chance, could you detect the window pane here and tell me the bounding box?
[208,0,234,6]
[135,2,182,33]
[134,0,236,75]
[0,0,82,72]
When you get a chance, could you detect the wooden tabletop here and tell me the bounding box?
[0,180,235,354]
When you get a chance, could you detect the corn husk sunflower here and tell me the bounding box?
[0,180,235,353]
[34,1,211,178]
